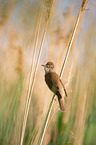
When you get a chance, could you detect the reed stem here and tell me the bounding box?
[20,1,45,145]
[37,0,88,144]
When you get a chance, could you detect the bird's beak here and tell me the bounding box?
[41,64,46,67]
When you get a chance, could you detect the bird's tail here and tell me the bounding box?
[57,92,66,112]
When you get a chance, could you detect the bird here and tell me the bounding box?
[42,61,67,112]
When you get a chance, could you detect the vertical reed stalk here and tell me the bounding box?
[37,94,55,145]
[20,0,54,145]
[37,1,88,145]
[20,1,45,145]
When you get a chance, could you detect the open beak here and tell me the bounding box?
[41,64,46,67]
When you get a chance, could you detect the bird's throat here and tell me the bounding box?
[44,68,53,74]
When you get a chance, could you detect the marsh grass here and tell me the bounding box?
[0,0,96,145]
[37,0,87,144]
[0,76,23,145]
[20,1,45,144]
[20,0,54,145]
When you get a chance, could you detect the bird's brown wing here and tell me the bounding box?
[45,72,67,97]
[45,72,66,112]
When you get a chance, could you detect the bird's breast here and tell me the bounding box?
[45,73,53,90]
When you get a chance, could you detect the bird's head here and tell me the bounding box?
[42,61,54,73]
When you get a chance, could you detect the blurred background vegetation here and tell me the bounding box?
[0,0,96,145]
